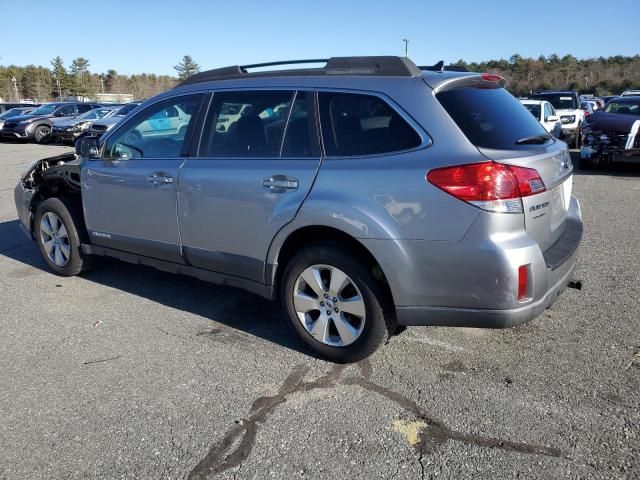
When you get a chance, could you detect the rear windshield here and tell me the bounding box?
[604,100,640,116]
[522,103,541,119]
[529,93,577,110]
[437,87,547,150]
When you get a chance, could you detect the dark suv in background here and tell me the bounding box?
[2,102,101,143]
[0,102,39,115]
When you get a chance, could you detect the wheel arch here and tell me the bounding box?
[269,225,396,309]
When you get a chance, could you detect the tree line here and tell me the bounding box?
[0,55,199,102]
[1,54,638,102]
[451,54,640,96]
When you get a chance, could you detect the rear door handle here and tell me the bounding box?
[146,173,174,185]
[263,175,298,192]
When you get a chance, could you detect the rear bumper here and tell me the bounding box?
[362,196,583,328]
[395,247,578,327]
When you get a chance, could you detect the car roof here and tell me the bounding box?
[520,99,544,105]
[612,95,640,102]
[532,91,576,95]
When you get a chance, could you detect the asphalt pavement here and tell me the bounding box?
[0,142,638,479]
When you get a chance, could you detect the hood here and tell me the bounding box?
[51,117,81,127]
[21,151,78,181]
[8,113,52,123]
[92,116,120,127]
[587,111,639,132]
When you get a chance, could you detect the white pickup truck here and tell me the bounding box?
[530,91,585,148]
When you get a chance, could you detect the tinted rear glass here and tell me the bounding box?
[437,88,547,150]
[318,92,421,156]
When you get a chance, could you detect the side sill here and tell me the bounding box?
[81,244,274,300]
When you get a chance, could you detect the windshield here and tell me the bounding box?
[437,87,547,149]
[522,104,541,119]
[604,101,640,116]
[28,104,61,115]
[78,108,113,120]
[530,94,577,110]
[116,103,140,116]
[0,108,25,119]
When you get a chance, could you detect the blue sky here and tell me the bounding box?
[2,0,639,75]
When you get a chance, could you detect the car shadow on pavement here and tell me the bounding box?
[0,219,309,356]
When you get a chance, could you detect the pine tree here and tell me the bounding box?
[49,56,69,99]
[70,57,91,97]
[174,55,200,80]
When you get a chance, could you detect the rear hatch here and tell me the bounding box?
[430,76,573,251]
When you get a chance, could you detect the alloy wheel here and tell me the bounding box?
[39,212,71,267]
[293,264,366,347]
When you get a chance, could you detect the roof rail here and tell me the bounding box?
[176,56,423,87]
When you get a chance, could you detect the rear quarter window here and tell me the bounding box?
[437,87,547,150]
[318,92,421,156]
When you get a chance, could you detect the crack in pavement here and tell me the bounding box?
[187,361,566,479]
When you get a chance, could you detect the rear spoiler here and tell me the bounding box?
[418,61,470,73]
[424,72,506,93]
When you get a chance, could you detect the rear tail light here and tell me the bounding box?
[426,161,546,213]
[518,265,528,301]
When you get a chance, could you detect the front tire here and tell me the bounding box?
[281,242,394,363]
[34,125,51,144]
[35,197,93,276]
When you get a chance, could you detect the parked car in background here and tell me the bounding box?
[0,102,39,115]
[519,99,562,138]
[530,90,584,148]
[2,102,101,143]
[87,102,141,137]
[601,95,619,105]
[14,56,582,362]
[581,96,640,169]
[0,107,36,133]
[50,106,118,144]
[581,101,596,118]
[620,89,640,97]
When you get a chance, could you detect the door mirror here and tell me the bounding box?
[53,110,66,117]
[547,115,559,123]
[76,136,100,158]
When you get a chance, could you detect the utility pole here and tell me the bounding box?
[402,38,409,58]
[11,76,19,102]
[100,75,105,93]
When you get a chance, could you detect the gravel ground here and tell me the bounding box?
[0,142,638,480]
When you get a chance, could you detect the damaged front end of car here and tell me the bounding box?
[581,118,640,168]
[15,152,83,239]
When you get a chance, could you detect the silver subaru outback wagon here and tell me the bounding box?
[14,57,582,362]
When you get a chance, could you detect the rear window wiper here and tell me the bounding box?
[515,133,553,145]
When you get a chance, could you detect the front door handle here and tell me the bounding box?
[263,175,298,192]
[147,173,174,185]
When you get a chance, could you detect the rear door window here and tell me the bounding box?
[318,92,421,156]
[199,90,294,157]
[437,87,548,150]
[281,92,319,157]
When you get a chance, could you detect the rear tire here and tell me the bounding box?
[572,124,582,149]
[281,242,395,363]
[34,125,51,144]
[34,197,93,276]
